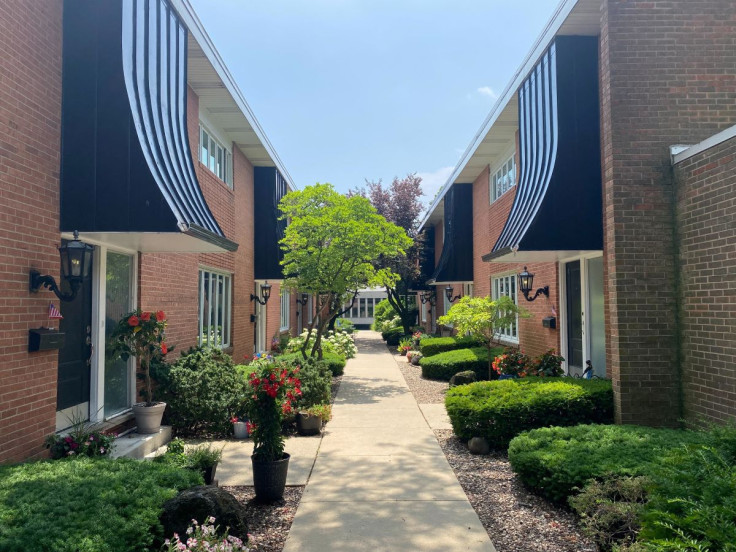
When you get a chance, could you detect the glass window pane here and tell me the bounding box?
[104,252,133,417]
[200,130,208,163]
[217,146,223,179]
[367,298,374,317]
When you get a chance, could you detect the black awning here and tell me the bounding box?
[427,184,473,285]
[254,167,288,280]
[485,36,601,263]
[59,0,237,253]
[408,227,435,292]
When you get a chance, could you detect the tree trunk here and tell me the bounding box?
[386,287,414,335]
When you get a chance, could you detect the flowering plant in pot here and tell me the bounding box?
[244,358,301,502]
[108,309,169,433]
[492,348,531,379]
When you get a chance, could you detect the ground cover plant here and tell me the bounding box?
[0,457,202,552]
[278,351,346,376]
[446,378,613,449]
[420,346,504,381]
[418,336,483,357]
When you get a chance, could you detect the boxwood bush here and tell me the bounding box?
[279,351,346,376]
[382,327,408,346]
[507,424,705,503]
[445,377,613,449]
[420,346,504,381]
[418,336,482,357]
[0,457,201,552]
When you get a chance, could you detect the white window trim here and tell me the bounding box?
[198,267,233,349]
[489,151,516,204]
[491,272,519,344]
[199,123,233,188]
[280,290,290,332]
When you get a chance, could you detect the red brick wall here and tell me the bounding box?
[600,0,736,426]
[0,0,63,463]
[674,135,736,424]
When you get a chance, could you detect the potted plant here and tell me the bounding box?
[245,358,301,502]
[397,337,412,356]
[296,403,331,436]
[108,309,169,434]
[534,349,565,377]
[231,416,249,439]
[187,443,223,485]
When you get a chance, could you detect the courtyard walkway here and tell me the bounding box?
[283,331,496,552]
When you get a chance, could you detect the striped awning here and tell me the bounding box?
[485,36,602,263]
[427,184,473,285]
[254,167,289,280]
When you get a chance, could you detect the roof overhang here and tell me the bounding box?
[418,0,601,232]
[72,228,237,253]
[484,248,601,263]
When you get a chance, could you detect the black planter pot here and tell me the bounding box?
[252,453,290,502]
[296,412,322,436]
[202,463,218,485]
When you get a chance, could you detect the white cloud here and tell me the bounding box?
[477,86,499,100]
[417,166,455,214]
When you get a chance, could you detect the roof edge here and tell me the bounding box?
[671,124,736,165]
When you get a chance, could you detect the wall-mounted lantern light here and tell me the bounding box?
[29,230,94,302]
[518,266,549,302]
[295,293,309,307]
[420,290,436,306]
[445,286,462,304]
[250,282,272,305]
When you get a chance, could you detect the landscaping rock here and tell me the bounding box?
[410,353,423,366]
[160,485,248,540]
[449,370,476,387]
[468,437,491,455]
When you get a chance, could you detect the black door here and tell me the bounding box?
[565,260,584,372]
[57,244,93,414]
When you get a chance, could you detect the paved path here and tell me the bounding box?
[283,331,496,552]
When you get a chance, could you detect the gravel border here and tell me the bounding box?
[435,430,596,552]
[223,486,303,552]
[393,351,449,404]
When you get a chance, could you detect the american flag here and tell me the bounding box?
[48,303,63,320]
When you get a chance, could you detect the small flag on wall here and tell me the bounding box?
[48,303,63,320]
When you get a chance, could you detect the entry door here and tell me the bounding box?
[56,247,94,429]
[565,260,584,373]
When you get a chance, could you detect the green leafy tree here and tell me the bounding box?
[280,183,412,359]
[438,295,528,379]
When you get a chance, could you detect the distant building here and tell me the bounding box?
[342,288,388,328]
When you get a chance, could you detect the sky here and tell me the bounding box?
[188,0,561,206]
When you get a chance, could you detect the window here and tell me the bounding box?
[367,298,374,318]
[280,291,290,331]
[492,273,519,342]
[490,156,516,203]
[198,268,232,348]
[359,298,366,318]
[199,125,232,187]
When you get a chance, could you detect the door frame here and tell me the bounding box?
[558,252,603,376]
[254,280,267,353]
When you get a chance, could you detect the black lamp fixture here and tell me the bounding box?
[250,282,272,305]
[518,266,549,302]
[419,290,436,306]
[29,230,94,302]
[445,286,462,304]
[295,293,309,307]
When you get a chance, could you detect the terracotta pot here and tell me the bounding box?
[296,412,322,436]
[132,402,166,434]
[252,453,290,502]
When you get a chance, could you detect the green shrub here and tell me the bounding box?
[418,336,482,357]
[279,352,346,377]
[508,424,705,503]
[372,299,398,331]
[0,457,201,552]
[382,327,408,346]
[446,377,613,449]
[161,347,243,436]
[293,360,331,409]
[420,347,504,381]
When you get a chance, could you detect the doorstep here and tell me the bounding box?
[111,426,172,459]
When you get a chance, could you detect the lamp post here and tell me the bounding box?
[29,230,94,302]
[518,266,549,302]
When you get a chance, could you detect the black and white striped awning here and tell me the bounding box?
[59,0,236,252]
[427,184,473,285]
[484,36,602,263]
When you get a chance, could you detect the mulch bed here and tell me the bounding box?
[223,486,303,552]
[435,430,596,552]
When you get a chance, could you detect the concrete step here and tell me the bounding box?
[111,426,172,459]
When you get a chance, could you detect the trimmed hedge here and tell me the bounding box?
[279,352,346,376]
[507,424,705,503]
[381,327,408,346]
[418,336,482,357]
[0,457,202,552]
[445,377,614,449]
[419,347,504,381]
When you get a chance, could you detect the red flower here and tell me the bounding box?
[140,312,151,322]
[270,373,276,381]
[155,310,166,322]
[128,315,139,327]
[160,343,168,355]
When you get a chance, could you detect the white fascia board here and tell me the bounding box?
[172,0,298,190]
[418,0,580,232]
[671,124,736,165]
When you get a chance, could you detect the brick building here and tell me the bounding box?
[419,0,736,426]
[0,0,298,463]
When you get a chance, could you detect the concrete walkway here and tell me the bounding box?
[283,331,496,552]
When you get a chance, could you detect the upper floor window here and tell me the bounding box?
[490,156,516,203]
[199,125,233,188]
[492,273,518,342]
[198,268,232,348]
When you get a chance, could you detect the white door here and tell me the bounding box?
[255,282,267,353]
